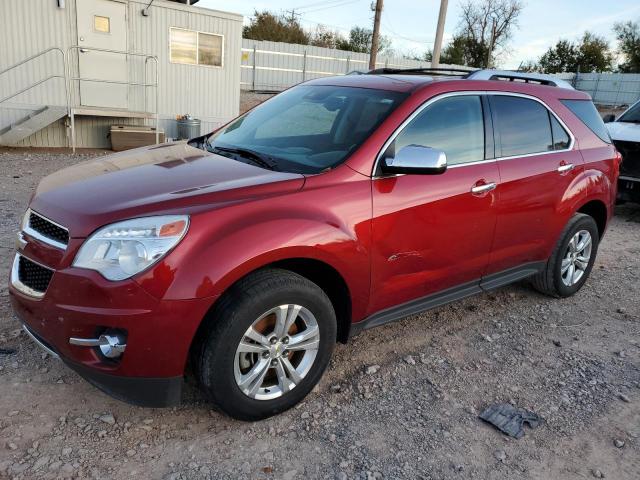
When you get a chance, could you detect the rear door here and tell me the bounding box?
[485,94,585,275]
[76,0,128,109]
[370,94,500,314]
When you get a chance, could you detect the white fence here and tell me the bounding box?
[525,72,640,107]
[239,40,640,107]
[240,39,472,91]
[573,73,640,107]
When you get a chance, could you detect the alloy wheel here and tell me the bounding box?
[233,304,320,400]
[560,229,592,287]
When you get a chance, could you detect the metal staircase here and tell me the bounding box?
[0,46,159,150]
[0,106,67,145]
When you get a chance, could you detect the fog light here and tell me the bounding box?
[98,334,127,358]
[69,332,127,359]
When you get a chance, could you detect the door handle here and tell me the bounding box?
[471,182,497,195]
[80,48,89,53]
[557,163,574,173]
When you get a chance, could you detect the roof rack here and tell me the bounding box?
[368,67,474,77]
[466,70,574,90]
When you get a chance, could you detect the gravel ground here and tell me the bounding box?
[0,149,639,480]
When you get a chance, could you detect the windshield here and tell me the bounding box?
[206,85,407,174]
[618,101,640,123]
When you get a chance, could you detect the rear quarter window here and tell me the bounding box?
[561,99,611,144]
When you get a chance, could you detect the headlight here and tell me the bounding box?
[73,215,189,281]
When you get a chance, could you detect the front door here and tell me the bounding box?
[76,0,128,109]
[370,94,500,314]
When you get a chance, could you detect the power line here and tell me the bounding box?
[298,0,362,15]
[291,0,361,13]
[383,17,435,45]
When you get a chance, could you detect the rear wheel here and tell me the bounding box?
[193,269,336,421]
[531,213,600,297]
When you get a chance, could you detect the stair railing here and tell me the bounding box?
[0,47,67,105]
[66,45,160,152]
[0,46,160,151]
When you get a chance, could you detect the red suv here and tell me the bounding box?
[9,69,619,420]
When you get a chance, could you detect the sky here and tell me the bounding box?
[197,0,640,68]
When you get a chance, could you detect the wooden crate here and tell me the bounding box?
[110,125,165,151]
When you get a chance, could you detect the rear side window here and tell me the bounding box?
[561,99,611,143]
[393,95,485,166]
[491,96,553,157]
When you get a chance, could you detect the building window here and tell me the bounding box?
[170,27,223,67]
[94,15,110,33]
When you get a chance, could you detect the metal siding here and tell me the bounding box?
[128,0,241,127]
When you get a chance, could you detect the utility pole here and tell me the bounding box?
[369,0,384,70]
[485,19,497,68]
[431,0,449,68]
[284,9,300,24]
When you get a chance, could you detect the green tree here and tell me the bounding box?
[576,32,614,72]
[535,32,613,73]
[537,39,579,73]
[614,20,640,73]
[243,10,310,45]
[336,27,392,54]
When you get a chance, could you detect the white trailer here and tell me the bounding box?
[0,0,242,149]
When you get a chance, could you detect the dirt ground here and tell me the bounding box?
[0,150,639,480]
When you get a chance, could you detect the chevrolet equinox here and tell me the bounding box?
[10,69,620,420]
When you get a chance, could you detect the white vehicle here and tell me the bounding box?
[604,99,640,203]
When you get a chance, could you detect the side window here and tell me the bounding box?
[393,95,485,166]
[550,115,570,150]
[561,99,611,143]
[492,96,553,157]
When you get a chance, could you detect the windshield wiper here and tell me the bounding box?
[206,143,279,171]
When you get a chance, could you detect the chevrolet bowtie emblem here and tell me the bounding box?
[15,232,27,251]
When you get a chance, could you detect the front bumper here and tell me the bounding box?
[9,252,216,407]
[21,324,182,407]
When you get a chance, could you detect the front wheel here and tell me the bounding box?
[531,213,600,298]
[193,269,336,421]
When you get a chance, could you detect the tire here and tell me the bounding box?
[531,213,600,298]
[192,268,336,421]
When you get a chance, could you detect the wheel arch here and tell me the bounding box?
[576,198,609,238]
[189,256,355,365]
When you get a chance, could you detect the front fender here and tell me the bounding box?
[135,169,373,320]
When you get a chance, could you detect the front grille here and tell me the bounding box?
[28,211,69,247]
[613,140,640,178]
[18,256,54,294]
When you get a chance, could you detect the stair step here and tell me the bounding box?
[0,106,67,145]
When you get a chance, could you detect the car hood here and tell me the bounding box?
[30,143,305,238]
[606,121,640,143]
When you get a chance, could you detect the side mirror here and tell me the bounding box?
[381,144,447,175]
[602,114,615,123]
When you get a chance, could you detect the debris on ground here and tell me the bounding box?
[0,347,16,355]
[479,403,542,439]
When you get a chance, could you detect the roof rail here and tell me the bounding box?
[466,69,574,90]
[368,67,475,77]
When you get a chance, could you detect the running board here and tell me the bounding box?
[349,262,546,338]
